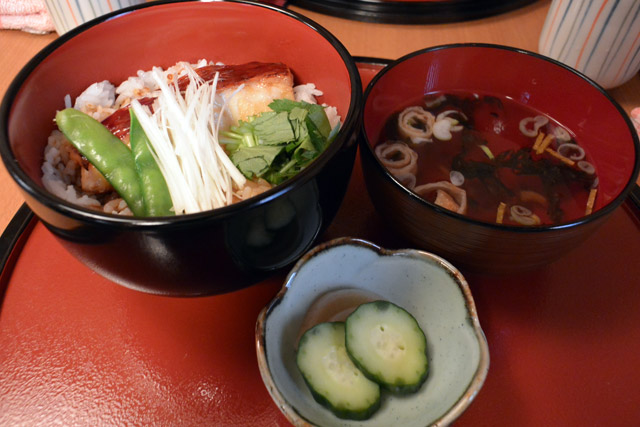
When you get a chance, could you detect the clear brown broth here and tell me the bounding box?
[377,91,598,225]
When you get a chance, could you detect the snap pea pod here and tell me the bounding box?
[129,109,174,216]
[55,108,145,216]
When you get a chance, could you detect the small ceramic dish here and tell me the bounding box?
[255,237,490,426]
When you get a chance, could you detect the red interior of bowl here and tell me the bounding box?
[8,1,352,186]
[364,45,639,212]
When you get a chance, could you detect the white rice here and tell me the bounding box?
[41,131,102,209]
[293,82,341,129]
[41,130,132,214]
[74,80,115,112]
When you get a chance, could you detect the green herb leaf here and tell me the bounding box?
[252,111,295,146]
[270,99,332,139]
[231,145,284,178]
[221,99,336,185]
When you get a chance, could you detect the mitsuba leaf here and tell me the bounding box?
[289,106,308,124]
[306,105,332,138]
[268,98,300,113]
[305,117,328,152]
[231,146,284,178]
[221,99,336,185]
[252,111,295,146]
[293,134,317,162]
[270,99,332,138]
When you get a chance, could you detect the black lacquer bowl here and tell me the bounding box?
[0,0,362,295]
[359,44,640,274]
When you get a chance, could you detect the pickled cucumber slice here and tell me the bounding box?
[296,322,381,420]
[345,300,428,394]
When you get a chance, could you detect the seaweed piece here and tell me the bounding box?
[453,131,515,200]
[494,148,596,222]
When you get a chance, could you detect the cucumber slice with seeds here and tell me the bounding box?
[345,300,428,394]
[296,322,381,420]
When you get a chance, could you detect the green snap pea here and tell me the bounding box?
[129,109,174,216]
[55,108,145,216]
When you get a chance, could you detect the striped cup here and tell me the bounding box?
[538,0,640,89]
[44,0,146,35]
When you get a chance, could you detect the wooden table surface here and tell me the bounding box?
[1,0,639,233]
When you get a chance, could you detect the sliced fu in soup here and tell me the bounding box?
[375,91,598,226]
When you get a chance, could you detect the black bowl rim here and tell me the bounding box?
[360,42,640,233]
[0,0,362,229]
[289,0,537,25]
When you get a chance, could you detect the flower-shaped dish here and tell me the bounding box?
[256,237,490,426]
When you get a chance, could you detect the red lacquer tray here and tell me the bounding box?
[1,60,640,426]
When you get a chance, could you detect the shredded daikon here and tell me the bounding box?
[130,64,246,214]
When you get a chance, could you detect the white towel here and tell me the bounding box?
[630,108,640,135]
[0,0,54,34]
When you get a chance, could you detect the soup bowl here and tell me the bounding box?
[359,44,640,274]
[0,0,362,295]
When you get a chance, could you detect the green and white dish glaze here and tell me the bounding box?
[256,237,490,427]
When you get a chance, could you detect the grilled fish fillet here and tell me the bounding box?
[103,62,295,138]
[178,61,295,123]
